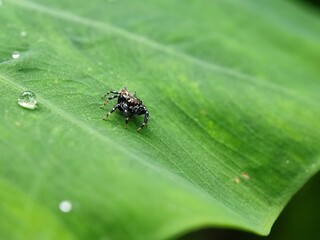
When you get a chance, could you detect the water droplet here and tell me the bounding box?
[20,31,27,37]
[59,200,73,213]
[12,51,20,59]
[241,172,250,180]
[17,91,37,109]
[233,177,240,183]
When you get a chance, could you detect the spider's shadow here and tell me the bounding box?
[105,111,147,132]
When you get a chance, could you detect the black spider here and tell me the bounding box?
[100,87,149,131]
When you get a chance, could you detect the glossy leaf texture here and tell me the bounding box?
[0,0,319,239]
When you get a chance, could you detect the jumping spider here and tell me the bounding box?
[100,87,149,131]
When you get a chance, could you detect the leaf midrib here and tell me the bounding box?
[0,72,229,208]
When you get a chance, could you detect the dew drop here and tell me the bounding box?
[20,31,27,37]
[59,200,73,213]
[17,91,37,109]
[12,51,20,59]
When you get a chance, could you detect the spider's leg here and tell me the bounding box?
[103,103,120,120]
[137,106,149,131]
[100,94,119,109]
[123,104,130,129]
[101,90,119,99]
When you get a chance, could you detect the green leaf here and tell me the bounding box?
[0,0,319,239]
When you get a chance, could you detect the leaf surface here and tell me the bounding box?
[0,0,320,239]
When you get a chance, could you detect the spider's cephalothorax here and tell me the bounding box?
[100,87,149,131]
